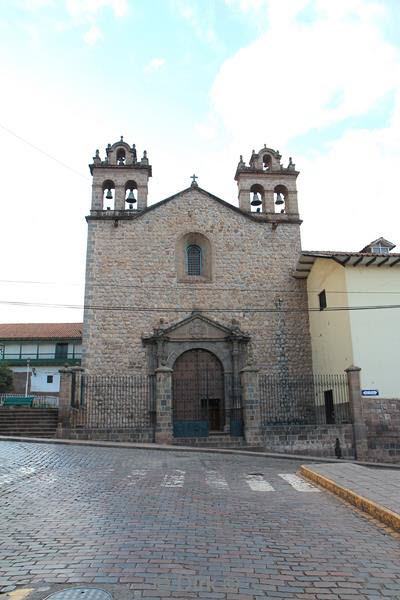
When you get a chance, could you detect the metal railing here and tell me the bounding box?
[0,394,59,408]
[70,374,156,430]
[259,373,351,426]
[1,352,82,360]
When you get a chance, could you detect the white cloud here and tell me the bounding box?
[207,0,400,252]
[173,0,218,46]
[83,24,103,45]
[144,58,166,75]
[18,0,54,9]
[65,0,128,19]
[299,123,400,250]
[211,0,400,147]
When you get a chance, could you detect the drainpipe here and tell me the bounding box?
[25,360,30,396]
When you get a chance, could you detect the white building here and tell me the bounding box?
[294,238,400,399]
[0,323,82,396]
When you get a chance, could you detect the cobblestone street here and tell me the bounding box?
[1,441,400,599]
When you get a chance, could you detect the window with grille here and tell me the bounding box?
[186,244,202,276]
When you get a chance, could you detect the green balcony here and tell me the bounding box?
[0,354,82,366]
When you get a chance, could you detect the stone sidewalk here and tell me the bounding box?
[301,463,400,531]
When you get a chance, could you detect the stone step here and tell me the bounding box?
[0,422,58,428]
[0,430,55,438]
[173,435,246,448]
[0,415,58,423]
[0,408,58,438]
[0,406,58,415]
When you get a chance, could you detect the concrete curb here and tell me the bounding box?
[0,434,399,468]
[300,465,400,532]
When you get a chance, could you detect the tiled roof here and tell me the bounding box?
[294,251,400,279]
[0,323,83,340]
[303,250,400,257]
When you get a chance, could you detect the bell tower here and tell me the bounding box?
[89,136,152,212]
[235,145,299,221]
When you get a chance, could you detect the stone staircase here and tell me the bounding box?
[0,408,59,438]
[172,432,247,448]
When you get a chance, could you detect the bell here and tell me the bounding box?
[275,192,284,205]
[251,192,262,207]
[126,190,136,204]
[105,188,113,200]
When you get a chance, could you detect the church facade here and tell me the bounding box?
[81,138,313,438]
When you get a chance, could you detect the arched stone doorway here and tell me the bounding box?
[172,349,225,437]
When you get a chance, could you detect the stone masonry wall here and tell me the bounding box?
[82,188,312,377]
[57,426,154,442]
[262,424,354,458]
[362,397,400,463]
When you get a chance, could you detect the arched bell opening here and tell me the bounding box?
[250,184,264,213]
[262,153,272,170]
[274,184,288,213]
[102,179,115,210]
[125,180,137,210]
[116,147,126,165]
[172,348,225,435]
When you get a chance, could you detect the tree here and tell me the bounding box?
[0,364,13,393]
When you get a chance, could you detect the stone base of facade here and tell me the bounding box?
[366,436,400,463]
[57,426,154,443]
[172,434,246,448]
[363,397,400,463]
[262,424,355,458]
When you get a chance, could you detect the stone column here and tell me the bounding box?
[240,366,263,446]
[114,184,125,211]
[239,189,250,212]
[137,185,148,210]
[287,190,299,216]
[155,366,173,444]
[345,365,368,460]
[91,183,103,210]
[57,368,74,434]
[264,189,275,213]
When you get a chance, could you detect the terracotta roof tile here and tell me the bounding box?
[0,323,83,340]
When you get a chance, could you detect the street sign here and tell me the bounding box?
[362,389,379,396]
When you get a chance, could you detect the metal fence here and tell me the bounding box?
[259,374,351,426]
[70,374,156,430]
[225,373,243,436]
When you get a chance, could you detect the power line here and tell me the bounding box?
[1,279,400,295]
[0,123,90,181]
[1,300,400,313]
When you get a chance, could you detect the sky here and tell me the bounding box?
[1,0,400,323]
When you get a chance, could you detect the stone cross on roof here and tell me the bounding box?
[190,174,198,187]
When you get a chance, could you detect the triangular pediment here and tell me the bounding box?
[143,312,249,342]
[126,186,260,222]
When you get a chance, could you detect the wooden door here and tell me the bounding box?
[173,349,224,434]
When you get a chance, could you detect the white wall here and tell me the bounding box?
[3,343,20,358]
[307,258,353,374]
[38,343,55,357]
[30,367,60,392]
[346,266,400,398]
